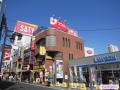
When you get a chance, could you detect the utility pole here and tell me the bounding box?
[0,16,7,74]
[0,16,13,74]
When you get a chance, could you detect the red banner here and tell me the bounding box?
[68,29,78,36]
[50,17,68,32]
[31,37,35,50]
[4,49,11,60]
[14,21,38,36]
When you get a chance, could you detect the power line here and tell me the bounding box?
[76,27,120,31]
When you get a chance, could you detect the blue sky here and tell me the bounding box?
[5,0,120,54]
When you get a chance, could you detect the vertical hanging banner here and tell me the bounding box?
[69,68,73,82]
[29,50,36,64]
[56,60,64,78]
[4,49,11,61]
[50,17,68,32]
[14,21,38,36]
[74,67,78,77]
[90,67,95,82]
[79,67,84,81]
[31,36,35,50]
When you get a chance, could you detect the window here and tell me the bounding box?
[69,53,74,60]
[76,41,83,50]
[80,43,82,50]
[63,37,65,47]
[56,52,63,57]
[68,39,70,48]
[36,38,45,48]
[46,35,56,47]
[76,42,78,49]
[66,38,67,47]
[63,37,70,48]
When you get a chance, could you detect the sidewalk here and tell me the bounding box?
[21,82,94,90]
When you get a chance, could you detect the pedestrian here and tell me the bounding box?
[47,76,51,87]
[0,74,2,81]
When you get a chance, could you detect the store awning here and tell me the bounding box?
[69,61,120,67]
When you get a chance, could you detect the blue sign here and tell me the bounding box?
[94,55,117,63]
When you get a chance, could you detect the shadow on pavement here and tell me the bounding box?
[0,80,15,90]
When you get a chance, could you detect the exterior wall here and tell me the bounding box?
[35,29,85,79]
[69,51,120,66]
[45,60,53,71]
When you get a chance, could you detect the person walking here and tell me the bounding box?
[47,76,51,87]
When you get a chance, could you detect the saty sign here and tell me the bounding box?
[14,21,38,36]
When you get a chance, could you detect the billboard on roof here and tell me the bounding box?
[84,47,94,57]
[14,21,38,36]
[50,17,68,32]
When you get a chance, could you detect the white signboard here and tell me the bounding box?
[100,84,119,89]
[84,47,94,57]
[56,60,64,78]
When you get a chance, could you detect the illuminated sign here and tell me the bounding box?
[94,55,117,63]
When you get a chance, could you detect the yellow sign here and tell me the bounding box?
[32,69,44,72]
[39,46,46,55]
[56,82,61,87]
[80,83,86,90]
[18,21,38,28]
[62,82,68,87]
[33,65,44,69]
[46,55,53,59]
[71,83,77,88]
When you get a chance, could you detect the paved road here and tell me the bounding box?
[0,80,58,90]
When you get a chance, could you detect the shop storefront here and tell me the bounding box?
[69,51,120,89]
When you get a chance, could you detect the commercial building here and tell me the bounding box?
[69,51,120,88]
[10,32,32,81]
[34,29,85,83]
[108,44,119,53]
[3,19,85,84]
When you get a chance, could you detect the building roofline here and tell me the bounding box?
[72,51,120,61]
[35,28,84,40]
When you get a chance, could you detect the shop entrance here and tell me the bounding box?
[96,63,120,85]
[102,70,120,84]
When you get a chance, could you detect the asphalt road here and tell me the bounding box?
[0,80,58,90]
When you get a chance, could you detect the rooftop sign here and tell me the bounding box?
[14,21,38,36]
[50,17,68,32]
[50,17,78,37]
[94,55,117,63]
